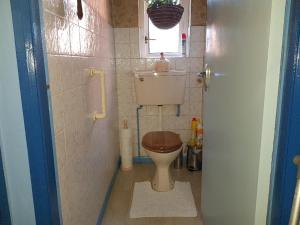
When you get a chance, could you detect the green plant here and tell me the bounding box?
[145,0,179,8]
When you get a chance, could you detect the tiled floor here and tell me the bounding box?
[102,164,203,225]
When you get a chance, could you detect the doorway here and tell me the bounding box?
[268,0,300,224]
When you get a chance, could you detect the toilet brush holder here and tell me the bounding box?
[173,148,183,169]
[186,145,202,171]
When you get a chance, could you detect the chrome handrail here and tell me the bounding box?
[289,156,300,225]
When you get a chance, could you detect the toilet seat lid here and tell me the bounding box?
[142,131,182,153]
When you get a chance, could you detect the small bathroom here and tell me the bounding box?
[0,0,290,225]
[1,0,289,224]
[44,0,206,224]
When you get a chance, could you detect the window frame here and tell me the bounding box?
[138,0,191,58]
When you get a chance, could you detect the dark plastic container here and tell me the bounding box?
[186,145,202,171]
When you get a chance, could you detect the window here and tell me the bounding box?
[139,0,191,58]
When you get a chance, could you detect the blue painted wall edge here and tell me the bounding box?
[96,159,121,225]
[9,0,61,224]
[0,148,11,225]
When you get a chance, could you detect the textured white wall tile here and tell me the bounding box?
[87,9,97,32]
[162,115,177,130]
[114,28,130,44]
[69,22,81,55]
[71,60,84,87]
[59,58,75,91]
[117,75,133,93]
[117,84,133,102]
[190,26,201,42]
[175,115,191,130]
[140,115,160,134]
[190,87,202,103]
[79,28,93,56]
[145,58,156,70]
[54,130,66,170]
[56,16,71,55]
[129,28,139,44]
[191,26,206,43]
[175,58,189,71]
[162,105,177,116]
[116,58,131,75]
[144,106,159,116]
[115,43,131,59]
[180,102,190,115]
[65,0,77,23]
[51,93,65,133]
[48,56,63,95]
[200,27,206,42]
[168,58,176,70]
[43,1,119,224]
[78,1,90,29]
[177,129,192,143]
[44,0,66,18]
[130,43,140,58]
[190,41,203,57]
[190,57,203,72]
[131,58,146,71]
[190,73,203,88]
[44,12,58,54]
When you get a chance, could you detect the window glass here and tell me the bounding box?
[148,19,180,54]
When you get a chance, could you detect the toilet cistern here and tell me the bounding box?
[134,70,186,105]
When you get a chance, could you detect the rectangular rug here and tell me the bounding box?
[129,181,197,218]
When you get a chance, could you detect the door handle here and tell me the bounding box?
[289,156,300,225]
[198,64,211,92]
[145,36,156,44]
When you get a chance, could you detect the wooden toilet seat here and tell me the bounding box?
[142,131,182,153]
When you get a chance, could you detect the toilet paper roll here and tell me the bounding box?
[120,128,133,171]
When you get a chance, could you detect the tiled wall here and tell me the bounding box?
[115,26,206,156]
[42,0,119,225]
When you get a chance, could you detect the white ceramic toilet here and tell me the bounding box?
[142,131,182,191]
[134,70,186,192]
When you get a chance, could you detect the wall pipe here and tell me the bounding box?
[176,105,181,117]
[136,105,143,157]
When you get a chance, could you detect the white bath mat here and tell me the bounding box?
[129,181,197,218]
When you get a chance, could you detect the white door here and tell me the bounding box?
[201,0,286,225]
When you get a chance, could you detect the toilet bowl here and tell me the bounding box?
[142,131,182,192]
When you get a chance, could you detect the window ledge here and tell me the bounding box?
[143,53,189,59]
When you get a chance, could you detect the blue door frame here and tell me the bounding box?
[9,0,61,224]
[268,0,300,224]
[0,148,11,225]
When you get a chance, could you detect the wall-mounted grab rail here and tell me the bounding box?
[89,69,106,121]
[289,155,300,225]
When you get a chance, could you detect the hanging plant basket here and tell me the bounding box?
[147,4,184,29]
